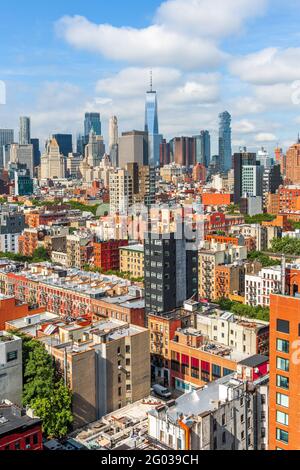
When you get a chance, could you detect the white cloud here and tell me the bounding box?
[56,16,225,70]
[96,67,182,97]
[156,0,268,38]
[255,132,277,142]
[230,47,300,85]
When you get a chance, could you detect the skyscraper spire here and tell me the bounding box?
[150,69,153,92]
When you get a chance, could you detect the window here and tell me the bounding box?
[277,357,289,372]
[118,387,122,397]
[277,339,289,354]
[126,345,130,354]
[223,368,234,377]
[222,414,226,426]
[277,320,290,335]
[277,375,289,390]
[222,432,226,444]
[15,441,20,450]
[276,428,288,444]
[6,350,18,362]
[277,393,289,408]
[33,434,38,445]
[276,411,289,426]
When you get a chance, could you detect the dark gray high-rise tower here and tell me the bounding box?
[19,117,31,145]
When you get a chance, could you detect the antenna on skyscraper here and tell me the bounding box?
[150,69,153,92]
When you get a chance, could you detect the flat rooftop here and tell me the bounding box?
[120,244,144,253]
[71,396,163,450]
[0,404,41,437]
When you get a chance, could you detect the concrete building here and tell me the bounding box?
[148,371,268,450]
[245,266,282,308]
[230,224,268,252]
[9,143,34,177]
[118,131,148,168]
[109,169,133,215]
[0,206,25,254]
[0,129,14,168]
[195,307,269,356]
[42,318,150,428]
[120,244,144,279]
[66,232,93,269]
[144,231,198,314]
[66,153,82,178]
[109,116,118,152]
[0,331,23,406]
[198,249,225,300]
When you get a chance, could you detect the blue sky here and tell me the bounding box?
[1,0,300,154]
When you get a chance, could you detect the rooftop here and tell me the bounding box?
[71,396,164,450]
[0,403,41,437]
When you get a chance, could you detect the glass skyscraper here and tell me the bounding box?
[219,111,232,172]
[145,77,162,167]
[84,112,101,137]
[19,116,31,145]
[194,130,211,167]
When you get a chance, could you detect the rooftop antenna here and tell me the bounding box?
[150,69,153,92]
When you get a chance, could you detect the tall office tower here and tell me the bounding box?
[109,168,133,215]
[145,74,163,167]
[110,144,119,167]
[144,231,198,314]
[19,116,31,145]
[52,134,73,157]
[40,138,66,180]
[30,138,41,168]
[233,148,258,204]
[84,131,105,167]
[275,147,286,176]
[219,111,232,172]
[173,137,196,166]
[262,164,282,208]
[0,129,14,168]
[84,112,101,137]
[160,139,171,166]
[269,290,300,449]
[76,133,84,155]
[9,143,34,177]
[118,131,148,168]
[194,130,211,167]
[285,138,300,184]
[257,147,273,169]
[66,153,82,178]
[109,116,118,151]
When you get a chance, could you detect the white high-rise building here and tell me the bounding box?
[109,116,118,151]
[109,169,133,215]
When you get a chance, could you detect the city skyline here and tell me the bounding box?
[0,0,300,153]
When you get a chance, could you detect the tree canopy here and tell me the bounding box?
[12,332,73,439]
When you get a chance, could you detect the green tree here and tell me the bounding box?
[247,251,281,267]
[31,381,73,439]
[32,246,50,262]
[22,341,54,405]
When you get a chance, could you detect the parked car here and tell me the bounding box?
[152,384,172,399]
